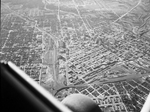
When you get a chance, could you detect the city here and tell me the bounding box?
[1,0,150,111]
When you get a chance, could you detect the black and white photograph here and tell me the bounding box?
[1,0,150,112]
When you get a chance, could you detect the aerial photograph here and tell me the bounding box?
[1,0,150,111]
